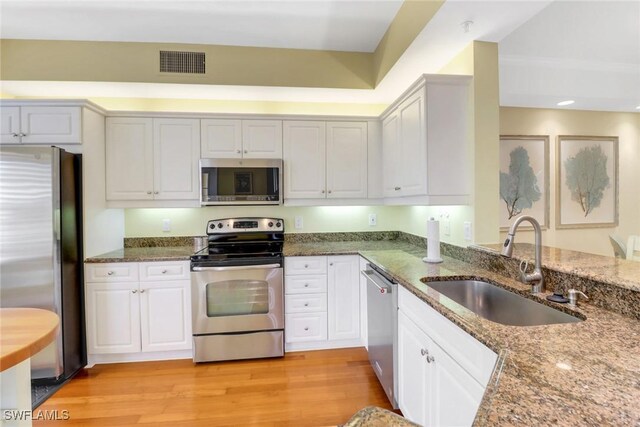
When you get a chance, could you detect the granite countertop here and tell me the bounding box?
[85,239,640,425]
[474,243,640,292]
[85,246,195,263]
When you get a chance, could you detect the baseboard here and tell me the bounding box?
[88,349,193,365]
[285,338,363,352]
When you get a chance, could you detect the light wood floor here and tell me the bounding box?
[36,347,394,426]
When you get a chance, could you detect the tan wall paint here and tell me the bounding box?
[397,41,501,248]
[1,39,374,89]
[84,97,388,116]
[372,0,445,85]
[125,206,404,237]
[500,107,640,256]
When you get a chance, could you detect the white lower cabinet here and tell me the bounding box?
[284,255,361,351]
[397,286,496,427]
[85,261,192,360]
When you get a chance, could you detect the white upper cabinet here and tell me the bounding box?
[284,120,368,201]
[381,75,471,205]
[200,119,282,159]
[283,121,326,199]
[106,118,154,200]
[200,119,242,158]
[0,106,81,144]
[326,122,367,199]
[242,120,282,158]
[153,118,200,200]
[106,117,200,202]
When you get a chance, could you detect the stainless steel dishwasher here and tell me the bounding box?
[361,263,398,409]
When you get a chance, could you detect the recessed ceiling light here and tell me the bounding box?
[557,100,575,106]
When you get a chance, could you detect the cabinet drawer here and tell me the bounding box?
[285,275,327,294]
[399,286,497,387]
[85,263,139,282]
[285,312,327,343]
[285,293,327,313]
[139,261,190,281]
[285,256,327,275]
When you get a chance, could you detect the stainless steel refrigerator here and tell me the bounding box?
[0,146,86,383]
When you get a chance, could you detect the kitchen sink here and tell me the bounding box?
[423,279,583,326]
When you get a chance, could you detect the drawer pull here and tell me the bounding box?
[132,290,137,294]
[107,271,114,276]
[140,289,145,293]
[304,264,309,268]
[161,270,167,274]
[304,283,309,288]
[304,327,309,331]
[304,303,309,307]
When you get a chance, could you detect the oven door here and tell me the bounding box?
[191,263,284,335]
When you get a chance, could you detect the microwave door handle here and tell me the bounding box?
[192,264,281,272]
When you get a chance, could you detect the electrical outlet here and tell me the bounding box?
[441,214,451,236]
[162,219,171,232]
[294,216,303,229]
[463,221,472,241]
[368,213,377,226]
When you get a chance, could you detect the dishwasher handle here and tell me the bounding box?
[361,270,392,294]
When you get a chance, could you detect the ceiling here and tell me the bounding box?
[0,0,403,53]
[1,0,638,113]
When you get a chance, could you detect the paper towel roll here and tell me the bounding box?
[423,217,443,263]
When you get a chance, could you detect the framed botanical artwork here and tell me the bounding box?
[499,135,550,230]
[556,136,618,229]
[234,172,253,195]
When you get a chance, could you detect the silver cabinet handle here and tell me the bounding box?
[18,133,26,137]
[420,348,435,363]
[192,263,280,272]
[304,303,309,307]
[107,271,114,276]
[304,327,309,331]
[161,270,167,274]
[321,190,325,194]
[421,348,427,356]
[11,133,19,137]
[244,150,248,154]
[426,355,435,363]
[304,283,309,288]
[304,264,308,268]
[394,186,401,191]
[329,263,333,266]
[328,190,332,194]
[140,289,145,293]
[147,191,152,195]
[236,149,241,154]
[154,191,159,194]
[132,290,137,294]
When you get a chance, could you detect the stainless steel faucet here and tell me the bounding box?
[501,215,544,294]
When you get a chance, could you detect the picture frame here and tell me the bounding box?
[556,135,618,229]
[499,135,550,230]
[234,171,253,195]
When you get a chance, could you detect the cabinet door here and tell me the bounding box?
[0,107,21,144]
[106,117,154,200]
[20,106,81,144]
[242,120,282,158]
[327,255,360,341]
[382,112,401,197]
[283,121,326,199]
[429,341,485,427]
[139,280,192,352]
[85,282,141,354]
[326,122,367,199]
[200,119,242,159]
[398,90,427,196]
[397,310,430,426]
[153,118,200,200]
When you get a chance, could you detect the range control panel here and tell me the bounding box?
[206,217,284,234]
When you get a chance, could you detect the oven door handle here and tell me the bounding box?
[192,263,281,272]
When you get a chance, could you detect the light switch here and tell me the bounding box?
[294,216,303,229]
[162,219,171,232]
[463,221,472,241]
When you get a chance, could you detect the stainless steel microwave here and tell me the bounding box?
[200,158,282,206]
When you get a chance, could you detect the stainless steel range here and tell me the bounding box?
[190,217,284,362]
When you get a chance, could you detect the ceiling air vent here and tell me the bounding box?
[159,50,205,74]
